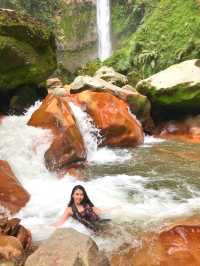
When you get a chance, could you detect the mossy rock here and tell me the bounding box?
[0,9,57,92]
[136,59,200,111]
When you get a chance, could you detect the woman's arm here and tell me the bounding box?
[52,207,72,227]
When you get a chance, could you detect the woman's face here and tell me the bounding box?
[72,189,84,205]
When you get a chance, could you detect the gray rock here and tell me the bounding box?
[25,228,109,266]
[95,66,128,87]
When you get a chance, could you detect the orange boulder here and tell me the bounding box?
[69,91,144,147]
[28,94,86,171]
[111,224,200,266]
[0,160,30,214]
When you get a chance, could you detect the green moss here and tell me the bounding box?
[0,36,55,90]
[0,9,57,91]
[138,81,200,109]
[108,0,200,78]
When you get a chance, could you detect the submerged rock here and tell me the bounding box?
[28,94,86,171]
[25,228,109,266]
[70,75,153,132]
[69,91,144,147]
[137,59,200,113]
[0,160,30,214]
[155,114,200,143]
[0,8,57,92]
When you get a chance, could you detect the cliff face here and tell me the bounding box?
[56,0,97,72]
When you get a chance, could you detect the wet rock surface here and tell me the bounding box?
[28,94,86,171]
[0,160,30,214]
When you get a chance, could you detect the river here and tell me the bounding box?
[0,101,200,254]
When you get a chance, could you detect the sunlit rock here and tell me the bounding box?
[69,91,144,147]
[0,160,30,214]
[25,228,109,266]
[137,59,200,113]
[70,75,153,132]
[111,224,200,266]
[28,94,86,171]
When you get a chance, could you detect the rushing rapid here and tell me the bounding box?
[1,103,200,251]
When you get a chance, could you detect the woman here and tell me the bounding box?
[53,185,108,232]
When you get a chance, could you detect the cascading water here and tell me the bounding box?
[1,103,200,252]
[96,0,112,60]
[69,102,102,161]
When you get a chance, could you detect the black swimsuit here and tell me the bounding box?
[71,204,110,232]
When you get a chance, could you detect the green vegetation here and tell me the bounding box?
[107,0,200,83]
[3,0,59,29]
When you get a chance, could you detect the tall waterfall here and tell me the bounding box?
[96,0,112,61]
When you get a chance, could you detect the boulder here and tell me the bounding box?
[0,235,23,260]
[0,8,57,92]
[28,94,86,171]
[0,160,30,214]
[70,75,154,132]
[136,59,200,112]
[111,224,200,266]
[69,91,144,147]
[94,66,128,87]
[0,218,32,250]
[25,228,109,266]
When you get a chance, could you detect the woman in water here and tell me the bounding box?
[54,185,108,232]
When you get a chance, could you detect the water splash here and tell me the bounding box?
[96,0,112,60]
[69,102,102,161]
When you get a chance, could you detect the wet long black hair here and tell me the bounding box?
[68,185,94,207]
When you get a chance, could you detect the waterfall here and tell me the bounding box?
[96,0,112,61]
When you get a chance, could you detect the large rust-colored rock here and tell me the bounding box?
[68,91,144,147]
[111,224,200,266]
[0,160,30,214]
[70,75,154,132]
[28,94,86,171]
